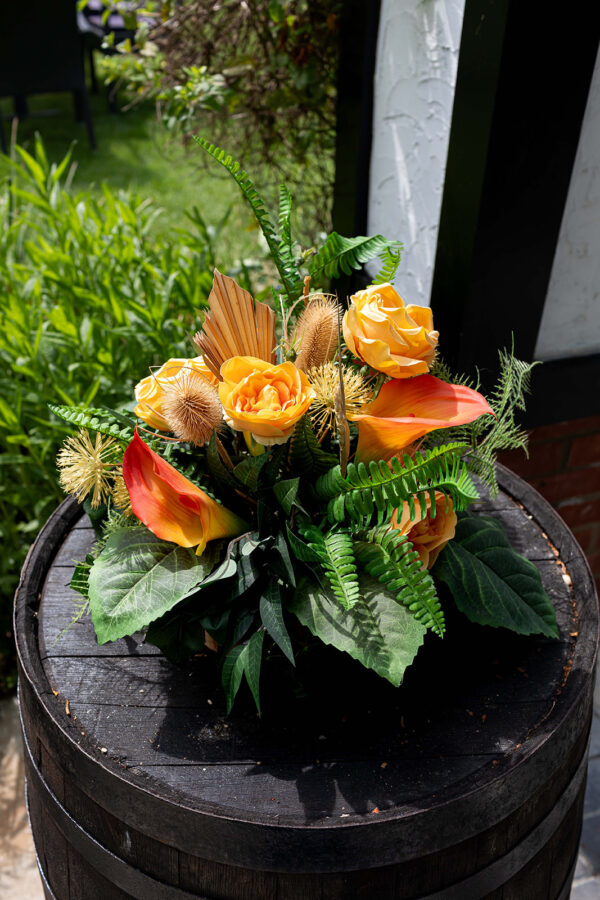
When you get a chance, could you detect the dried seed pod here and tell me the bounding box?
[293,294,341,372]
[161,369,223,445]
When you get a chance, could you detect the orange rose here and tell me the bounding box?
[343,283,438,378]
[218,356,314,445]
[134,357,218,431]
[391,492,456,569]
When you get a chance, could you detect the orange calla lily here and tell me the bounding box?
[349,374,494,462]
[123,429,247,553]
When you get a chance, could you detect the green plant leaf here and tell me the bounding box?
[273,477,300,515]
[355,527,445,637]
[243,629,265,715]
[307,232,399,282]
[49,404,135,442]
[222,645,246,713]
[259,581,295,664]
[434,515,558,638]
[289,414,337,477]
[290,575,427,686]
[88,527,218,642]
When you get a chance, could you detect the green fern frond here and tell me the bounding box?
[315,443,478,525]
[194,138,302,301]
[427,349,537,497]
[430,356,480,391]
[355,528,444,636]
[49,404,134,443]
[277,183,297,277]
[297,525,361,610]
[290,415,338,477]
[307,232,400,283]
[370,242,404,285]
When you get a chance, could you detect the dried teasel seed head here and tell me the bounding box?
[293,294,341,372]
[161,369,223,446]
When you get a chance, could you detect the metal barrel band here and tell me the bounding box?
[23,707,589,900]
[22,720,209,900]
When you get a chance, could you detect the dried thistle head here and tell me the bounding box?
[161,369,223,445]
[293,294,341,372]
[57,429,118,508]
[308,362,373,439]
[111,468,133,517]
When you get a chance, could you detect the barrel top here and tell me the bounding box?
[14,465,600,869]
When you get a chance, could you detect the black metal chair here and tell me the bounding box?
[0,1,96,152]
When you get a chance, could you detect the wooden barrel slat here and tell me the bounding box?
[15,465,599,898]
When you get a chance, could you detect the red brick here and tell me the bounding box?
[570,524,600,557]
[567,433,600,469]
[531,468,600,506]
[556,499,600,529]
[530,416,600,443]
[498,441,567,479]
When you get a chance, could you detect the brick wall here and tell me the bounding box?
[497,416,600,594]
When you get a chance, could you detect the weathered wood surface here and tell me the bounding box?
[15,466,600,898]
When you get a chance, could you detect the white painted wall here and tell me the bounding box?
[534,46,600,362]
[367,0,466,306]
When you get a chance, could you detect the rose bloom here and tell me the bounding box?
[218,356,314,445]
[343,283,439,378]
[134,357,218,431]
[391,492,457,569]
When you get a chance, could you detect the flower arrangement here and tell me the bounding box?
[53,142,558,713]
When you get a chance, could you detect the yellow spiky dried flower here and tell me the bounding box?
[57,429,118,508]
[110,468,133,517]
[161,368,223,445]
[293,294,341,372]
[308,362,373,439]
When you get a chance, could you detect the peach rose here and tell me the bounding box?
[134,357,218,431]
[343,283,438,378]
[218,356,314,445]
[391,492,457,569]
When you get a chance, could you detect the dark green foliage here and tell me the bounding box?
[222,628,265,715]
[434,514,558,638]
[354,529,444,637]
[291,524,360,610]
[315,444,478,525]
[289,415,337,477]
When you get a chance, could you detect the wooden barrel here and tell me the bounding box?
[15,466,599,899]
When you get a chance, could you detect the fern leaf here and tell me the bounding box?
[307,232,399,283]
[49,405,134,442]
[278,183,297,279]
[298,525,361,610]
[355,529,445,637]
[290,415,338,477]
[370,242,404,286]
[315,444,478,525]
[194,139,302,301]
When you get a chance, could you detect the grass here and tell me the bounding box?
[0,85,263,258]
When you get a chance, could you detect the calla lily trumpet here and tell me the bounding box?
[123,429,247,553]
[349,374,494,462]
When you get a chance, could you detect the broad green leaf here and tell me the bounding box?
[88,527,218,642]
[222,645,245,714]
[243,629,265,715]
[273,477,300,515]
[290,576,426,686]
[260,582,295,664]
[434,515,558,638]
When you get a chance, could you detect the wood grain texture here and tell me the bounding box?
[15,467,600,898]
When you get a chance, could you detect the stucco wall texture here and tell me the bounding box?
[367,0,466,307]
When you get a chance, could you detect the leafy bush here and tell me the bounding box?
[0,138,220,689]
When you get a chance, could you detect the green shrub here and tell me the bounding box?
[0,137,223,690]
